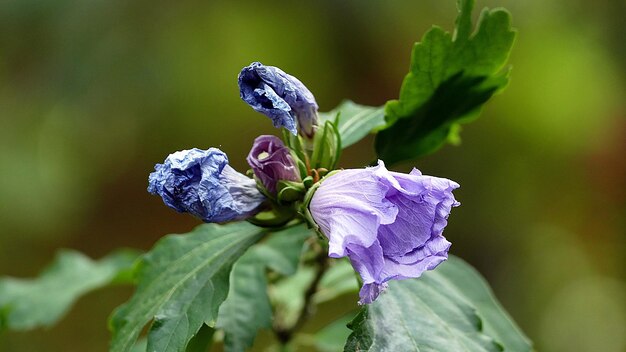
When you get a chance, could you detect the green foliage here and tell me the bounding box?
[217,225,311,352]
[313,314,355,352]
[310,120,342,171]
[271,258,358,329]
[108,222,264,352]
[344,256,532,352]
[314,259,359,304]
[319,101,386,148]
[0,249,139,331]
[375,0,516,164]
[186,324,215,352]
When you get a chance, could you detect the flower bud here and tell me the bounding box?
[148,148,265,223]
[239,62,319,138]
[247,135,301,194]
[309,120,341,172]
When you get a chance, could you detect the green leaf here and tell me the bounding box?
[319,100,386,148]
[130,339,147,352]
[314,259,359,304]
[186,324,215,352]
[217,225,311,352]
[270,266,315,329]
[109,222,264,352]
[314,313,355,352]
[0,249,139,331]
[252,225,311,277]
[433,256,532,352]
[344,256,532,352]
[376,0,516,164]
[271,258,359,329]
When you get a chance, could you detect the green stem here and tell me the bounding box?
[274,247,329,345]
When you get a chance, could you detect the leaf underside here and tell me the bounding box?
[0,249,139,331]
[344,256,532,352]
[319,100,386,149]
[375,0,516,164]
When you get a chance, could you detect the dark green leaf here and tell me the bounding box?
[344,256,532,352]
[376,0,516,164]
[109,222,264,352]
[186,324,215,352]
[0,249,139,331]
[217,225,311,352]
[319,100,386,148]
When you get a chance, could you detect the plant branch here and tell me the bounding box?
[274,247,329,345]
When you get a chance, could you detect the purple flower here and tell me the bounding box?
[238,62,318,137]
[309,161,460,304]
[148,148,265,223]
[247,135,301,194]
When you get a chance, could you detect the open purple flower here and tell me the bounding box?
[247,135,301,194]
[238,62,318,137]
[148,148,265,223]
[309,161,460,304]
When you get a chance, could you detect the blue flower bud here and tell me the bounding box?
[148,148,265,223]
[239,62,319,137]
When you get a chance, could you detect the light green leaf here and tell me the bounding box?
[319,100,386,148]
[314,314,355,352]
[344,256,532,352]
[433,256,532,352]
[109,222,264,352]
[314,259,359,304]
[217,225,311,352]
[0,249,139,331]
[130,338,147,352]
[270,266,315,329]
[271,258,359,330]
[253,225,312,276]
[376,0,516,164]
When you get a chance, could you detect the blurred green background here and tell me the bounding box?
[1,0,624,351]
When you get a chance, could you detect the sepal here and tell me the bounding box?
[310,120,341,171]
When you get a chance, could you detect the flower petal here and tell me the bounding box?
[148,148,265,223]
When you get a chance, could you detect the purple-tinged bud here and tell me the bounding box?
[247,135,301,194]
[239,62,319,137]
[148,148,266,223]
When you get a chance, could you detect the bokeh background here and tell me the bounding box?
[1,0,624,351]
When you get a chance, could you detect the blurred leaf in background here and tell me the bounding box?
[0,0,624,351]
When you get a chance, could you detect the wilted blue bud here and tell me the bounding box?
[247,135,301,194]
[309,161,460,304]
[239,62,319,137]
[148,148,265,223]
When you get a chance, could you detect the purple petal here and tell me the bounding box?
[309,160,459,304]
[358,282,389,305]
